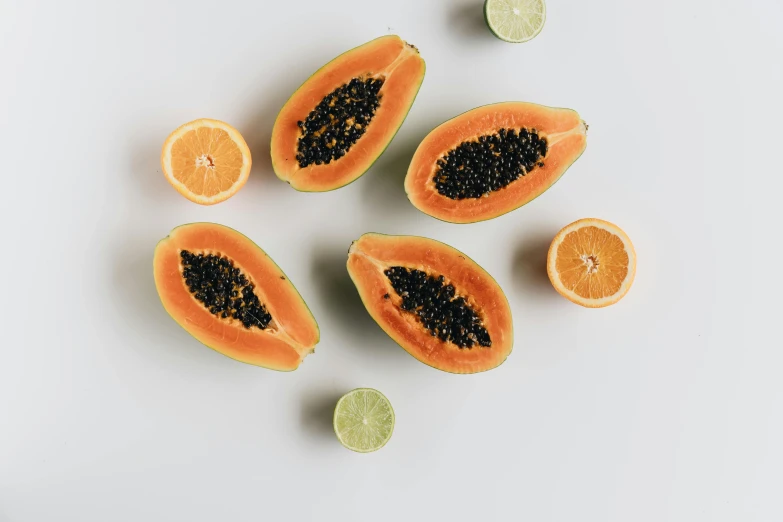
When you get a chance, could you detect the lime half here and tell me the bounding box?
[333,388,395,453]
[484,0,546,43]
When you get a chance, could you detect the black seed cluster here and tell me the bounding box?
[296,77,385,167]
[180,250,272,330]
[384,267,491,349]
[434,128,548,199]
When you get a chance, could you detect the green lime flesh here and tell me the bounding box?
[484,0,546,43]
[333,388,395,452]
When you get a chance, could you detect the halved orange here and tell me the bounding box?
[547,218,636,308]
[161,119,252,205]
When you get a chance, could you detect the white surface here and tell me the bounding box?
[1,0,780,520]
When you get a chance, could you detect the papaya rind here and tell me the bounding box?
[153,222,319,371]
[271,35,426,192]
[347,233,513,374]
[405,101,587,224]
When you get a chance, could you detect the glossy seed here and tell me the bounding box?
[296,76,385,168]
[433,127,548,200]
[383,266,491,349]
[180,250,272,330]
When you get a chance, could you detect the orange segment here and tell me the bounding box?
[161,119,251,205]
[547,218,636,308]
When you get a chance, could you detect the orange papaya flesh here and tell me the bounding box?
[271,35,425,192]
[347,233,513,374]
[153,223,319,371]
[405,102,587,223]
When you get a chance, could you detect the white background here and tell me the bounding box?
[1,0,781,520]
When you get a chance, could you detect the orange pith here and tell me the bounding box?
[161,119,251,205]
[547,218,636,308]
[556,226,628,299]
[171,128,242,196]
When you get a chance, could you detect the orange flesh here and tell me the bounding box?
[555,226,629,299]
[154,223,319,371]
[347,233,513,374]
[271,35,426,191]
[405,102,587,223]
[171,127,245,197]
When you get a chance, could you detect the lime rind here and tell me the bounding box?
[333,388,395,453]
[484,0,546,43]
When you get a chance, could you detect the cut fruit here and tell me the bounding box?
[333,388,395,453]
[161,119,252,205]
[347,233,513,374]
[547,218,636,308]
[271,35,426,192]
[405,102,587,223]
[484,0,546,43]
[153,223,319,370]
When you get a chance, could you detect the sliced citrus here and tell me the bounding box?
[547,218,636,308]
[161,118,251,205]
[484,0,546,44]
[333,388,395,453]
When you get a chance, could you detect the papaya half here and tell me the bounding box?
[347,233,513,374]
[153,223,319,371]
[405,102,587,223]
[271,35,426,192]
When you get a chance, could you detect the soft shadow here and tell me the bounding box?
[360,132,425,220]
[300,390,344,439]
[449,0,494,41]
[309,243,397,353]
[239,50,338,199]
[359,103,460,223]
[127,133,182,206]
[111,233,233,367]
[512,234,558,298]
[238,94,293,200]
